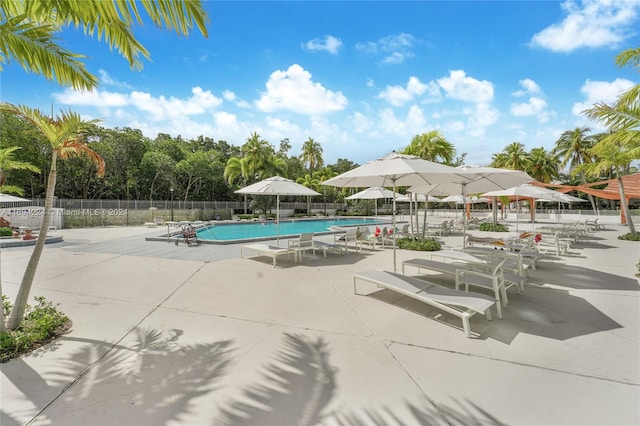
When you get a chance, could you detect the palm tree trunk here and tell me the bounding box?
[618,177,636,234]
[579,171,598,213]
[6,154,57,330]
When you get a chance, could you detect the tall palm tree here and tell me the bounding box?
[402,130,456,164]
[0,0,209,91]
[296,174,320,213]
[0,146,40,195]
[527,147,559,183]
[0,103,105,330]
[553,127,598,211]
[300,138,324,174]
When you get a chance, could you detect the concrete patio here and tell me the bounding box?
[1,221,639,425]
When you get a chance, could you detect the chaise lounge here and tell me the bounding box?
[353,270,496,337]
[240,244,298,268]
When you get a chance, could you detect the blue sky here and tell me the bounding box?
[3,0,640,166]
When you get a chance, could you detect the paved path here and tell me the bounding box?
[1,224,639,425]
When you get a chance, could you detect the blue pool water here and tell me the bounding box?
[196,218,388,243]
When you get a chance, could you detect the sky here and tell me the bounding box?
[2,0,640,167]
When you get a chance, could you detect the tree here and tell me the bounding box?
[0,0,209,91]
[582,47,640,234]
[527,147,559,183]
[300,137,324,174]
[241,132,273,181]
[402,131,456,164]
[0,146,40,195]
[296,174,320,213]
[0,103,104,330]
[491,142,531,171]
[553,127,598,212]
[140,151,175,202]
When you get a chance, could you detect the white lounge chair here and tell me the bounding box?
[240,244,298,268]
[288,232,316,260]
[312,239,347,257]
[353,270,496,337]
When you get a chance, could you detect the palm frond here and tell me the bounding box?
[0,15,98,90]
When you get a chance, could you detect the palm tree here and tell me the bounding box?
[300,138,324,174]
[0,103,105,330]
[296,174,320,213]
[241,132,272,181]
[527,147,559,183]
[0,146,40,195]
[402,131,456,164]
[582,47,640,234]
[0,0,209,91]
[553,127,598,212]
[491,142,531,171]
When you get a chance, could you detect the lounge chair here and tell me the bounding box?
[288,232,316,260]
[312,239,347,257]
[353,270,496,337]
[402,257,514,318]
[240,244,298,268]
[332,227,360,251]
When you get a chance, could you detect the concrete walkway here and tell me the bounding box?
[1,222,639,425]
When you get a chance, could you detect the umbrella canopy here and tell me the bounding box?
[0,193,30,202]
[395,193,442,202]
[440,194,490,204]
[323,153,473,272]
[235,176,320,244]
[482,184,568,231]
[345,186,397,200]
[345,186,397,218]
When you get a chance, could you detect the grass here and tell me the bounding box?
[478,222,509,232]
[0,296,71,363]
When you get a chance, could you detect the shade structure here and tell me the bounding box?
[482,184,568,231]
[235,176,320,245]
[345,186,397,218]
[395,193,442,203]
[0,193,30,203]
[409,165,534,247]
[323,153,474,272]
[440,194,490,204]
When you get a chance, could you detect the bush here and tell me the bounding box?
[618,232,640,242]
[479,223,509,232]
[0,296,71,363]
[396,237,441,251]
[0,227,13,237]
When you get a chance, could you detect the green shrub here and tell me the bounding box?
[0,296,71,363]
[0,227,13,237]
[618,232,640,242]
[396,237,441,251]
[479,223,509,232]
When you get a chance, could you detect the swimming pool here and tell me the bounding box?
[193,218,389,244]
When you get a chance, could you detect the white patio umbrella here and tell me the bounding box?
[345,186,397,217]
[409,165,534,247]
[235,176,320,245]
[440,194,490,204]
[322,152,473,272]
[482,184,567,231]
[0,193,30,203]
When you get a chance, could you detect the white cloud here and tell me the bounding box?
[355,33,417,64]
[572,77,636,114]
[129,87,223,121]
[512,78,541,97]
[465,103,499,128]
[377,76,440,106]
[255,64,348,114]
[377,105,427,137]
[303,35,343,54]
[437,70,494,103]
[53,88,129,107]
[531,0,640,52]
[511,97,548,116]
[97,69,133,90]
[222,90,251,108]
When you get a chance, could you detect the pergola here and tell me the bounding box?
[533,173,640,224]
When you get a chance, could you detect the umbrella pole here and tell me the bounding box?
[276,194,280,246]
[462,183,467,250]
[392,180,397,273]
[516,195,519,233]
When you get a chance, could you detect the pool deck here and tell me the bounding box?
[1,220,639,425]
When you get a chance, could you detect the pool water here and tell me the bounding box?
[196,218,388,243]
